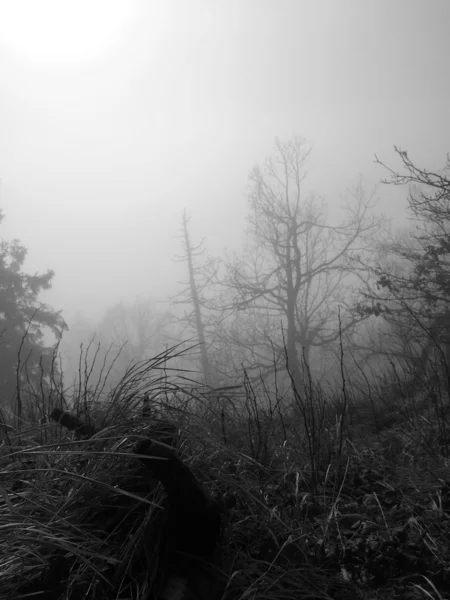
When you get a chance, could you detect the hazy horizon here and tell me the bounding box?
[1,0,449,325]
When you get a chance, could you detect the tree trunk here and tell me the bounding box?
[181,210,214,386]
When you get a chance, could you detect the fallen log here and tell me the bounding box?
[134,439,223,561]
[49,408,96,439]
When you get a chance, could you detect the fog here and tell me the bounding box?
[1,0,450,325]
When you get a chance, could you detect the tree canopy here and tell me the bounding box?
[215,138,382,385]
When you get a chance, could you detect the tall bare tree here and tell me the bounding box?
[172,210,215,386]
[219,137,381,386]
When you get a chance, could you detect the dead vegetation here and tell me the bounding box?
[0,344,449,600]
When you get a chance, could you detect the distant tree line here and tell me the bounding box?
[3,138,450,422]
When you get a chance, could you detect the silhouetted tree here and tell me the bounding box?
[0,209,66,422]
[172,210,216,386]
[217,137,381,386]
[375,148,450,306]
[359,148,450,383]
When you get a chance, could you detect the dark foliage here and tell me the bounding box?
[0,209,66,409]
[367,149,450,314]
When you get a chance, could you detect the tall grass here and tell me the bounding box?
[0,339,449,600]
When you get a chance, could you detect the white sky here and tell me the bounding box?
[0,0,449,323]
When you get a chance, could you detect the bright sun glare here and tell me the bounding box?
[0,0,140,66]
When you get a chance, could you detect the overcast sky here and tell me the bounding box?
[0,0,449,324]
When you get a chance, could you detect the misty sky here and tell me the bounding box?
[0,0,449,324]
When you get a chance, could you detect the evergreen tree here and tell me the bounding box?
[0,209,67,419]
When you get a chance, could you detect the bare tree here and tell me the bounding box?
[217,137,381,386]
[172,210,216,386]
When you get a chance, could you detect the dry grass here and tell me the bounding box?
[0,345,449,600]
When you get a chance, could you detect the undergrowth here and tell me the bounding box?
[0,344,449,600]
